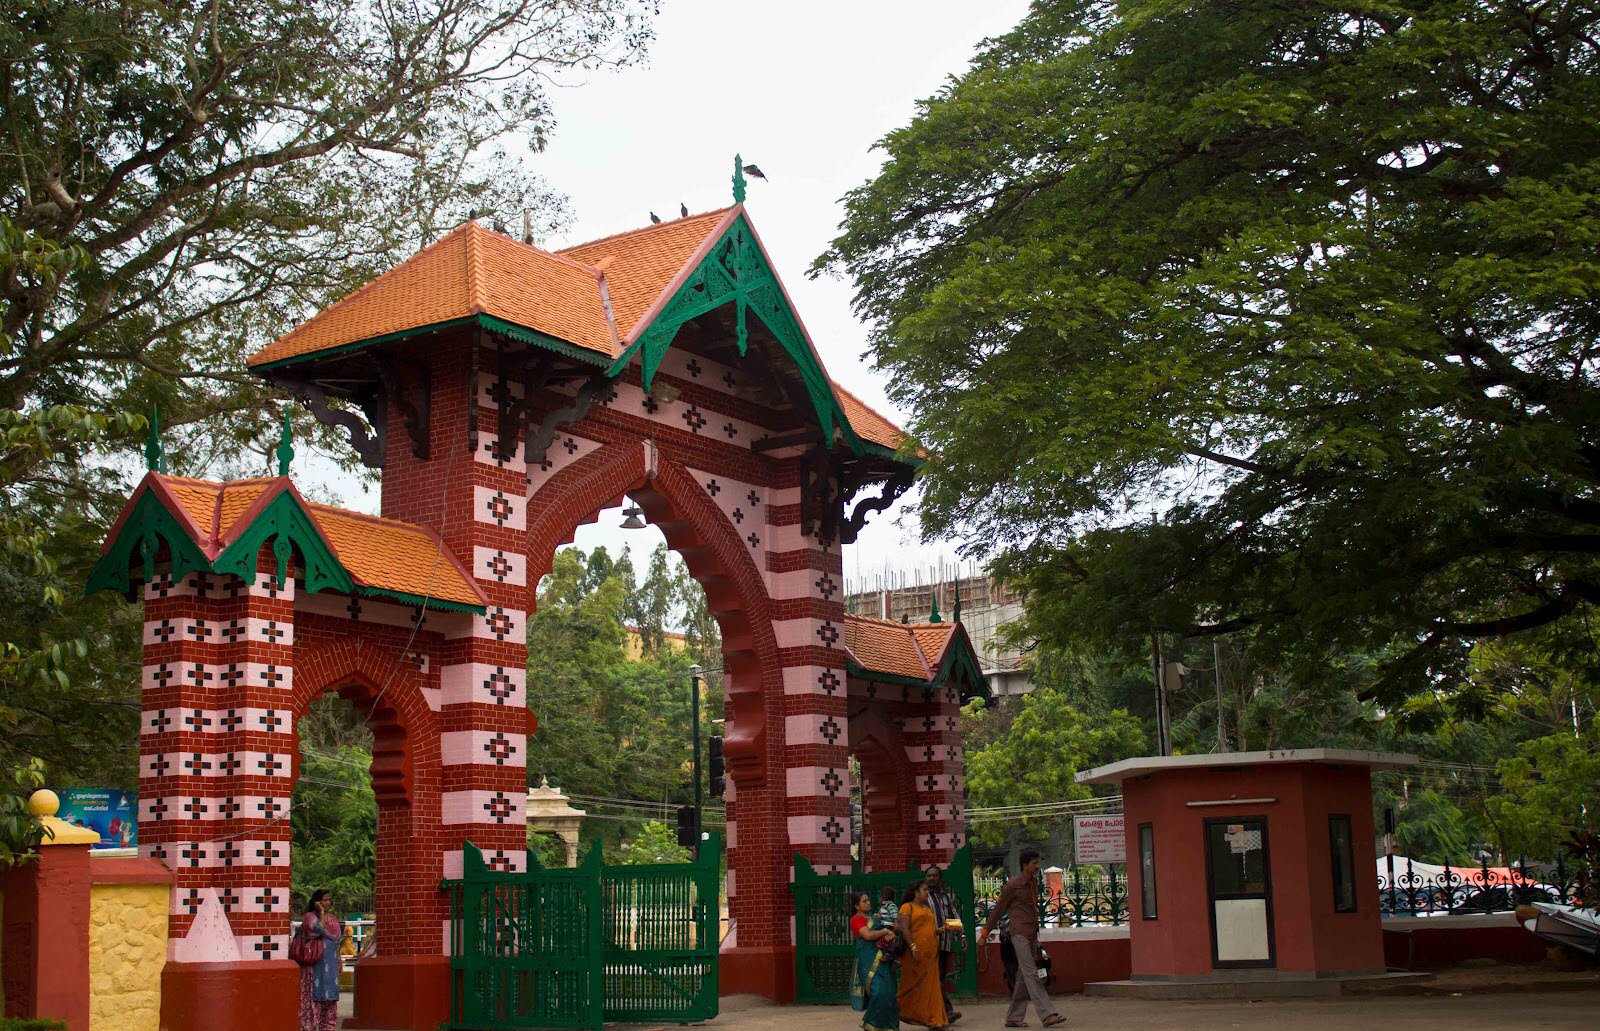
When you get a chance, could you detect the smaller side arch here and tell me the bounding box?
[850,709,918,873]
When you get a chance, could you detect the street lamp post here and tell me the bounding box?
[689,663,704,856]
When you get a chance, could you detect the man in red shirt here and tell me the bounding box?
[978,849,1062,1027]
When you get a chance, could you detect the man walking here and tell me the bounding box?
[924,865,962,1023]
[978,849,1062,1028]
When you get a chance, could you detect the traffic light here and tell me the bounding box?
[676,805,698,849]
[708,736,726,798]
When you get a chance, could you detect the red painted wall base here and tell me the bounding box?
[974,938,1133,997]
[347,955,451,1030]
[1383,923,1548,970]
[161,960,298,1031]
[718,945,796,1002]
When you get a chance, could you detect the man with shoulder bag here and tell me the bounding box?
[978,849,1062,1028]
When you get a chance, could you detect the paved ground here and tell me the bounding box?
[643,988,1600,1031]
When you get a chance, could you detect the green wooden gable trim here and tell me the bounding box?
[212,490,353,594]
[606,214,866,454]
[85,489,213,597]
[356,585,486,615]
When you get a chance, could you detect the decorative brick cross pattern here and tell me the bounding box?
[686,358,703,378]
[484,792,515,824]
[723,371,737,390]
[816,621,839,647]
[193,575,214,598]
[257,755,285,777]
[259,620,285,643]
[185,620,212,642]
[151,575,175,598]
[820,717,842,745]
[723,422,738,440]
[153,619,177,643]
[642,393,660,415]
[180,842,206,867]
[185,665,213,688]
[256,842,283,866]
[922,775,940,793]
[254,889,276,909]
[253,937,278,960]
[221,619,245,643]
[815,574,838,600]
[682,405,707,434]
[821,769,844,796]
[258,710,283,732]
[486,551,512,582]
[746,531,760,549]
[148,798,170,821]
[486,607,515,641]
[488,852,513,873]
[148,754,171,777]
[561,436,579,455]
[706,479,721,497]
[346,596,364,620]
[818,669,840,695]
[218,842,241,866]
[732,506,744,525]
[823,818,846,844]
[184,753,212,775]
[486,491,514,526]
[219,753,242,775]
[925,805,940,823]
[258,665,284,689]
[149,710,172,733]
[218,888,239,912]
[151,664,176,688]
[220,799,241,819]
[181,888,204,915]
[922,745,936,763]
[220,709,243,731]
[485,667,515,704]
[484,733,516,765]
[746,489,761,508]
[257,798,283,820]
[220,665,244,687]
[946,746,959,762]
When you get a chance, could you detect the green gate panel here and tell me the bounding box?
[443,835,722,1029]
[791,846,978,1006]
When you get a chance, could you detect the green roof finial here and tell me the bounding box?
[275,411,295,477]
[929,583,942,624]
[144,405,164,473]
[733,153,746,205]
[952,584,961,624]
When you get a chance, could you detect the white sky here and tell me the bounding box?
[316,0,1032,588]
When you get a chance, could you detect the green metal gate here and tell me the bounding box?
[444,834,722,1029]
[791,845,978,1005]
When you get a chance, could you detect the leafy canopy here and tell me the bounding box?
[819,0,1600,701]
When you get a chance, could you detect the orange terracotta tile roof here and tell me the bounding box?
[248,222,616,368]
[109,474,485,609]
[842,615,981,692]
[843,615,933,680]
[247,207,912,460]
[557,208,734,341]
[831,381,909,452]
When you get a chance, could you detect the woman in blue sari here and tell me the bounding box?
[850,891,900,1031]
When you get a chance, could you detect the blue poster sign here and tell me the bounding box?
[54,788,138,850]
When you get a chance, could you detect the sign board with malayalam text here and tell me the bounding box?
[1073,814,1126,865]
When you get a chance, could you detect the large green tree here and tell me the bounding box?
[0,0,655,785]
[819,0,1600,702]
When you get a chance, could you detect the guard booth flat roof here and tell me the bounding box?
[1075,748,1418,786]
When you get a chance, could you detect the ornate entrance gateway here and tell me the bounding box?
[89,163,981,1030]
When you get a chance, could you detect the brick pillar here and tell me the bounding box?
[373,335,532,1028]
[719,464,851,999]
[142,570,298,1031]
[0,792,97,1030]
[906,685,966,868]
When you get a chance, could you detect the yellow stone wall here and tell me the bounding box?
[88,881,169,1031]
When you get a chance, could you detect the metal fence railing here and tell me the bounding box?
[974,866,1131,928]
[1378,856,1588,917]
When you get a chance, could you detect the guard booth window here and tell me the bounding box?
[1329,814,1356,913]
[1138,823,1158,919]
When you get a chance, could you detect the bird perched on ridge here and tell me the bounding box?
[649,211,662,224]
[742,163,768,181]
[680,201,689,218]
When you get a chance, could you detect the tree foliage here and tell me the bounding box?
[819,0,1600,701]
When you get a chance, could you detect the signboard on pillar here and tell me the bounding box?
[1073,814,1125,865]
[54,787,137,850]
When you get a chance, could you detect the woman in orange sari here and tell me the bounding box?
[896,881,949,1030]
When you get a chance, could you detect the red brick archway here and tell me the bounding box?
[100,204,972,1029]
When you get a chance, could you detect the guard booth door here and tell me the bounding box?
[1204,817,1275,968]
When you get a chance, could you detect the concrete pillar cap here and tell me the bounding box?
[28,788,101,845]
